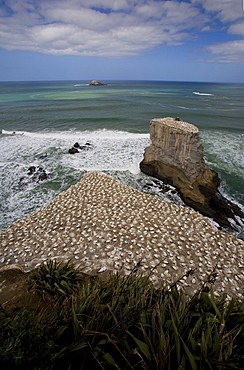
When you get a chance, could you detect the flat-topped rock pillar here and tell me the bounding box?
[140,117,243,230]
[144,118,208,180]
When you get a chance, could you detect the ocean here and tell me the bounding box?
[0,80,243,238]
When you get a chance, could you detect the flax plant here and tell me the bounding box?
[27,259,83,301]
[1,260,243,369]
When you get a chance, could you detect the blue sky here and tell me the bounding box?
[0,0,243,82]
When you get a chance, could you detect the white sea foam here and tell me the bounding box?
[0,129,152,231]
[1,130,25,136]
[219,181,244,213]
[176,106,191,110]
[0,130,150,176]
[200,130,244,175]
[193,92,213,96]
[200,129,244,236]
[1,129,149,140]
[0,126,182,232]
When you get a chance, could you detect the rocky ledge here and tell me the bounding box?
[140,117,244,231]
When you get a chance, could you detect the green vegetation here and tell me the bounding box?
[27,259,83,300]
[0,260,244,369]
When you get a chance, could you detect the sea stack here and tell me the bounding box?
[140,117,243,229]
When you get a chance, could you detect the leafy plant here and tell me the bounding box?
[0,308,54,370]
[50,269,244,370]
[27,259,83,300]
[1,260,243,369]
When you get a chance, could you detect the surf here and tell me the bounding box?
[193,92,213,96]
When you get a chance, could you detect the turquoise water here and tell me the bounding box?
[0,80,243,236]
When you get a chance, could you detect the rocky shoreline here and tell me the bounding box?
[1,171,243,299]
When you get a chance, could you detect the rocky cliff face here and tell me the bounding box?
[140,117,243,230]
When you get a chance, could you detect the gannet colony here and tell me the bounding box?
[0,171,243,298]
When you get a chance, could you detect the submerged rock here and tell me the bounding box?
[68,147,79,154]
[19,166,48,187]
[140,117,244,230]
[68,142,93,154]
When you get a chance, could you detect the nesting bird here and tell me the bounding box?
[0,171,244,298]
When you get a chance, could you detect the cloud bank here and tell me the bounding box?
[0,0,243,62]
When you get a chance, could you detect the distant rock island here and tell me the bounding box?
[140,117,244,231]
[89,80,106,86]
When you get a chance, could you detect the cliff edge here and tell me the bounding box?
[140,117,243,230]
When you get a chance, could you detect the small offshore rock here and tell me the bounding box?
[69,142,92,153]
[89,80,106,86]
[27,166,36,175]
[68,147,79,154]
[19,166,48,186]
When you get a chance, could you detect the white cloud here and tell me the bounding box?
[0,0,206,57]
[191,0,243,22]
[228,20,244,37]
[0,0,243,63]
[201,26,211,32]
[207,40,244,63]
[191,0,244,63]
